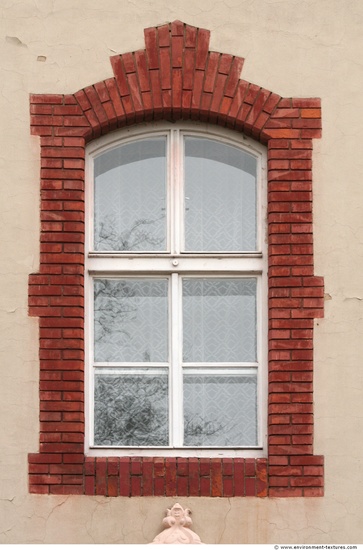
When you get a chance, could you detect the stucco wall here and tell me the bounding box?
[0,0,362,543]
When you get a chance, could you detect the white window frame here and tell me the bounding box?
[85,121,268,458]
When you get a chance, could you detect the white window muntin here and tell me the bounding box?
[88,273,263,451]
[86,122,265,256]
[85,122,267,457]
[88,274,171,450]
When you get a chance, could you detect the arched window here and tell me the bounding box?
[28,20,324,497]
[85,123,267,456]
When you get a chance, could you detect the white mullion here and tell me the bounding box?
[85,123,267,456]
[181,362,259,369]
[170,128,180,255]
[166,130,172,254]
[94,367,168,375]
[86,276,95,449]
[170,272,182,447]
[93,362,169,368]
[179,131,186,254]
[257,267,268,449]
[257,143,267,256]
[183,367,258,375]
[85,148,94,253]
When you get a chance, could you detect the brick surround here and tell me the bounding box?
[28,20,324,497]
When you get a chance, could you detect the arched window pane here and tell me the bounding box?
[184,137,257,252]
[94,138,167,251]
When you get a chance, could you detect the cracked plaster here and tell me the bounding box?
[0,0,363,543]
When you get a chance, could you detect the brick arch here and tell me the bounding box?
[29,20,324,497]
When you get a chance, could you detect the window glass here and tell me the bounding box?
[184,137,257,252]
[94,370,169,446]
[88,126,265,452]
[94,138,167,251]
[182,278,257,363]
[183,373,257,447]
[94,278,169,363]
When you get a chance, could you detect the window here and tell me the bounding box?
[29,19,324,497]
[85,122,267,457]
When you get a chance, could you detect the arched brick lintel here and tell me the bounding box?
[28,20,324,498]
[30,20,322,144]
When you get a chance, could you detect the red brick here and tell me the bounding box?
[211,459,223,497]
[223,477,234,497]
[29,485,49,494]
[222,458,234,476]
[171,35,183,68]
[290,456,324,466]
[95,458,107,495]
[119,458,130,496]
[269,487,303,497]
[176,476,188,497]
[121,52,135,75]
[271,108,300,118]
[291,476,324,487]
[107,458,119,477]
[292,98,321,108]
[29,464,49,474]
[195,28,210,70]
[154,476,165,496]
[245,477,256,496]
[158,24,170,47]
[105,78,126,122]
[303,487,324,497]
[269,466,303,476]
[107,475,118,497]
[84,475,95,495]
[269,476,289,487]
[166,458,177,496]
[142,459,153,496]
[234,459,245,496]
[200,476,211,497]
[264,128,300,139]
[84,458,95,476]
[144,27,159,70]
[188,458,200,497]
[304,466,324,476]
[269,456,289,466]
[131,476,142,496]
[62,474,83,485]
[29,474,62,485]
[277,98,292,108]
[130,457,141,475]
[93,81,110,104]
[301,108,321,118]
[50,485,83,495]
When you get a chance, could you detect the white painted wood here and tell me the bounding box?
[85,121,267,456]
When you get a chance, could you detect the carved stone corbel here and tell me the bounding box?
[150,503,203,544]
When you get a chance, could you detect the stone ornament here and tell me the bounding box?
[150,503,203,544]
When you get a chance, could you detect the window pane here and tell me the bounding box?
[94,278,168,362]
[94,138,167,251]
[183,373,257,446]
[94,370,169,446]
[184,137,257,251]
[183,278,257,362]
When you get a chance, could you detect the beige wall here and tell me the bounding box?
[1,0,363,543]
